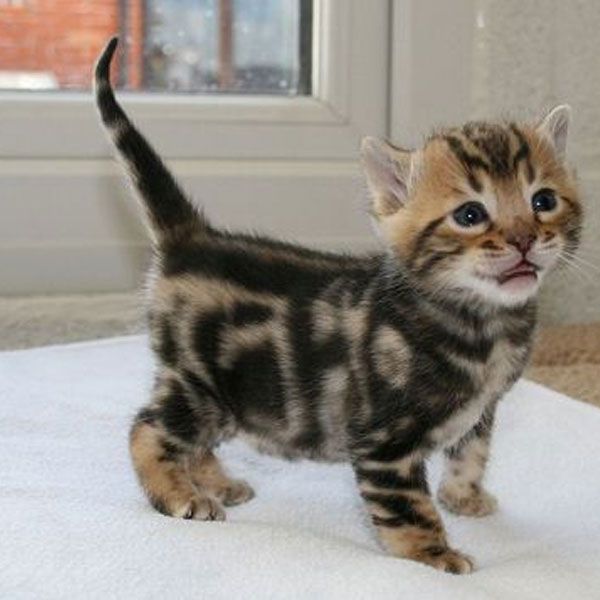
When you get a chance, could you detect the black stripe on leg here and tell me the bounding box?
[135,407,159,425]
[363,439,422,464]
[160,380,199,443]
[363,493,438,530]
[355,466,425,491]
[158,440,183,462]
[152,315,179,367]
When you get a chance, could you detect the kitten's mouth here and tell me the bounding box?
[496,260,539,285]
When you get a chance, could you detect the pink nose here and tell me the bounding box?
[507,234,535,255]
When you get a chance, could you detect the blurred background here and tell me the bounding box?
[0,0,598,402]
[0,0,310,94]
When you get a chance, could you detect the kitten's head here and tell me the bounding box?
[361,106,582,307]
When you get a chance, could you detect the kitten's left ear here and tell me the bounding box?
[536,104,571,161]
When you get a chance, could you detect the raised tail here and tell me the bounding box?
[94,37,207,245]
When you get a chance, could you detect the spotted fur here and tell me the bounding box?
[95,38,582,574]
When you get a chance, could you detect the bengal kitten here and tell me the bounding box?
[95,38,581,573]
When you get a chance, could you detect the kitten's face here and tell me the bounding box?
[362,107,582,307]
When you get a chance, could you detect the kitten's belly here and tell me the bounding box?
[239,430,349,462]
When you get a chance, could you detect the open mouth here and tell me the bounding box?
[496,260,539,285]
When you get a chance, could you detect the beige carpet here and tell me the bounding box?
[1,294,598,408]
[527,323,600,408]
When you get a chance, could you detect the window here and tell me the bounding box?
[0,0,312,95]
[0,0,390,294]
[0,1,389,160]
[142,0,312,95]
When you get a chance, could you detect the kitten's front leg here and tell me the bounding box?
[437,403,498,517]
[354,452,473,574]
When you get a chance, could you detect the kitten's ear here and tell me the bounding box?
[536,104,571,161]
[361,137,413,217]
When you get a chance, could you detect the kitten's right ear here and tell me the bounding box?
[361,137,413,217]
[536,104,571,161]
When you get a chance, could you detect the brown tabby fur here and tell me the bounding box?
[95,38,582,573]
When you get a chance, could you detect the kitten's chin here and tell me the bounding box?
[447,271,543,308]
[477,273,541,306]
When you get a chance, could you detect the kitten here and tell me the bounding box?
[95,38,581,574]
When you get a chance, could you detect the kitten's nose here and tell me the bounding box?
[506,233,535,255]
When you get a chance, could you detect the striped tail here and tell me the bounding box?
[94,37,207,245]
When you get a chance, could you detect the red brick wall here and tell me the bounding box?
[0,0,144,89]
[127,0,144,89]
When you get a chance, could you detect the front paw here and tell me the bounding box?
[437,483,498,517]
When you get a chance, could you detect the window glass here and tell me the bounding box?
[0,0,312,95]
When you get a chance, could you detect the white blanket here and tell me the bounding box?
[1,336,599,599]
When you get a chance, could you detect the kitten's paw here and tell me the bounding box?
[437,484,498,517]
[416,546,474,575]
[154,493,226,521]
[211,479,254,506]
[188,496,227,521]
[217,479,255,507]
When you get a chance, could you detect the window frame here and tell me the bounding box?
[0,0,390,160]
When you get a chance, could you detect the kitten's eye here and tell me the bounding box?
[531,189,557,213]
[452,202,489,227]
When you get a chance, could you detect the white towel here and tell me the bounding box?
[1,336,599,599]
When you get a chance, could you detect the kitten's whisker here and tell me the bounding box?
[556,255,597,284]
[562,252,600,273]
[570,254,600,273]
[536,243,560,253]
[572,245,600,257]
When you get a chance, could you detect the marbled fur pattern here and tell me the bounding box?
[94,38,582,574]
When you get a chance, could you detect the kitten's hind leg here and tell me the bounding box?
[129,374,231,521]
[130,420,225,520]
